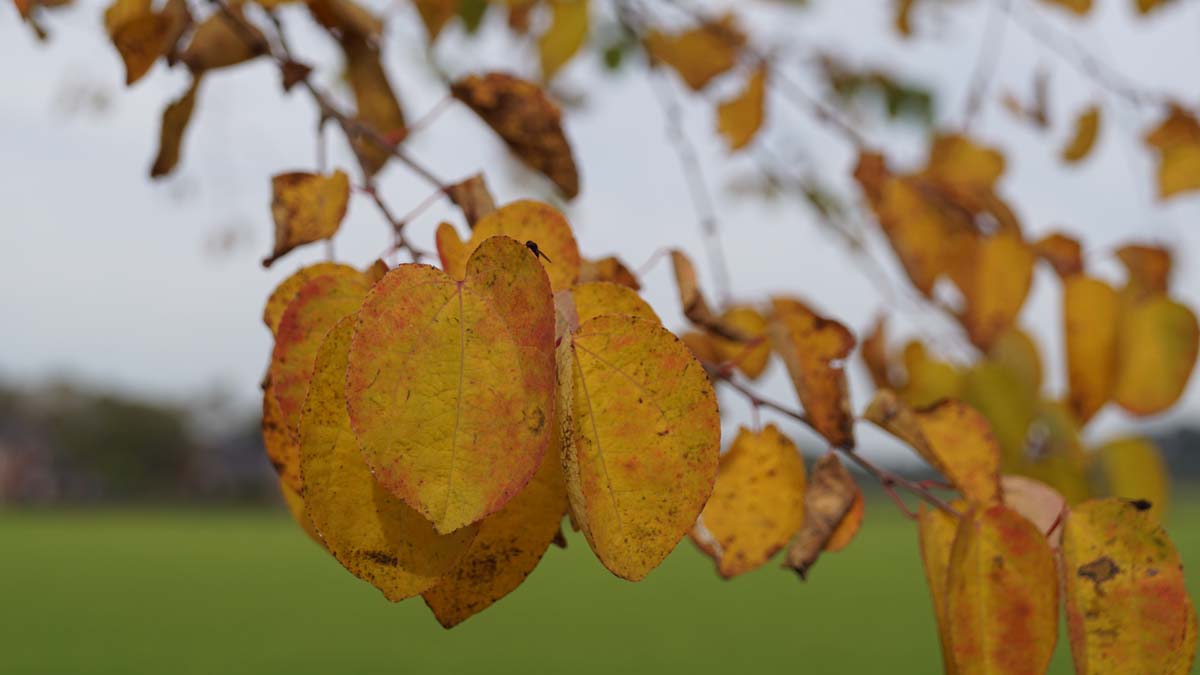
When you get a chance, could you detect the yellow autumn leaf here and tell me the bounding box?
[342,33,407,176]
[958,232,1035,349]
[871,176,976,297]
[1095,437,1169,523]
[278,477,324,548]
[300,317,478,601]
[1145,104,1200,200]
[423,435,568,627]
[692,425,806,579]
[1062,104,1101,163]
[571,281,658,325]
[451,72,580,199]
[716,64,766,151]
[179,7,263,72]
[150,76,200,178]
[1033,231,1084,277]
[1116,243,1171,301]
[107,0,189,86]
[1062,498,1197,674]
[988,328,1043,394]
[961,361,1037,465]
[679,330,720,364]
[1064,275,1120,423]
[946,505,1059,674]
[860,316,892,389]
[922,133,1006,194]
[643,14,744,91]
[783,452,858,578]
[865,390,1001,504]
[899,340,962,408]
[538,0,588,81]
[346,236,556,534]
[669,249,748,342]
[579,255,640,290]
[262,375,301,492]
[917,501,963,674]
[557,314,720,580]
[104,0,150,35]
[1113,294,1199,416]
[263,170,350,267]
[768,298,856,449]
[436,200,582,292]
[710,306,771,380]
[263,262,363,333]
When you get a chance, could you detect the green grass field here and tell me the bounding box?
[2,501,1197,674]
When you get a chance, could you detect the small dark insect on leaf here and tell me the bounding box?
[1129,499,1153,512]
[526,240,553,263]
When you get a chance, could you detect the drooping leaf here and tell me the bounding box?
[436,200,581,292]
[1064,275,1120,423]
[341,33,407,176]
[445,172,496,227]
[643,13,744,91]
[1095,437,1169,523]
[710,306,770,380]
[860,315,892,389]
[538,0,588,81]
[571,281,658,325]
[945,504,1059,674]
[556,314,720,580]
[346,236,556,534]
[865,390,1001,504]
[716,64,766,151]
[1112,295,1199,416]
[263,170,351,267]
[451,72,580,198]
[692,425,807,578]
[1144,104,1200,200]
[422,435,568,627]
[1062,498,1197,674]
[578,255,640,290]
[107,0,190,86]
[669,249,746,341]
[917,501,962,673]
[959,232,1035,349]
[768,298,856,448]
[898,340,962,408]
[179,7,264,72]
[1062,105,1101,163]
[783,452,857,579]
[1033,231,1084,278]
[300,317,478,601]
[824,486,864,553]
[150,76,201,178]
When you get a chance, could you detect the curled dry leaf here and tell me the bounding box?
[180,7,264,73]
[643,13,744,91]
[342,33,407,176]
[451,72,579,199]
[823,487,864,553]
[1064,275,1120,423]
[1033,231,1084,278]
[1144,104,1200,200]
[783,452,857,579]
[1062,104,1101,164]
[557,314,720,580]
[150,76,200,178]
[436,200,581,292]
[864,390,1001,504]
[959,232,1034,349]
[768,298,856,449]
[538,0,588,81]
[445,173,496,227]
[300,318,478,601]
[1095,437,1169,523]
[570,282,658,325]
[1062,498,1197,674]
[346,236,556,534]
[578,255,640,290]
[716,64,766,151]
[1112,295,1199,416]
[692,425,807,579]
[423,436,568,627]
[264,170,351,267]
[946,504,1059,675]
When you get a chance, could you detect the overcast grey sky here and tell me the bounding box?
[2,0,1199,453]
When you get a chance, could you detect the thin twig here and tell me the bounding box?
[962,0,1010,130]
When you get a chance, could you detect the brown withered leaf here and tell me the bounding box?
[107,0,190,85]
[280,60,312,92]
[264,170,351,267]
[446,173,496,227]
[308,0,382,38]
[342,33,407,176]
[180,7,264,73]
[451,72,579,199]
[643,13,744,91]
[412,0,458,42]
[1033,231,1084,277]
[824,486,864,552]
[716,64,766,151]
[860,315,892,389]
[1144,104,1200,200]
[150,76,201,178]
[784,452,858,579]
[578,255,640,290]
[769,298,856,449]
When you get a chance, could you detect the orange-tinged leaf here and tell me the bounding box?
[104,0,150,35]
[1062,498,1197,674]
[692,425,806,578]
[917,501,962,673]
[1095,437,1169,523]
[279,478,324,548]
[179,8,263,72]
[557,314,720,580]
[643,14,744,91]
[1116,243,1171,300]
[1113,295,1199,416]
[768,298,856,449]
[1145,104,1200,200]
[861,315,892,389]
[342,33,407,177]
[150,76,200,178]
[946,504,1059,674]
[263,262,362,333]
[347,236,556,534]
[865,390,1001,504]
[412,0,458,41]
[423,436,568,627]
[269,272,369,442]
[262,376,301,492]
[300,318,477,600]
[264,170,350,267]
[1064,275,1120,423]
[538,0,588,81]
[899,340,962,408]
[579,255,640,290]
[1000,475,1066,549]
[959,232,1035,349]
[436,200,581,292]
[823,487,864,553]
[111,13,170,85]
[710,306,770,380]
[451,72,579,198]
[783,452,857,579]
[445,172,496,227]
[571,281,658,325]
[1062,105,1101,163]
[1033,231,1084,277]
[1040,0,1092,14]
[716,64,766,151]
